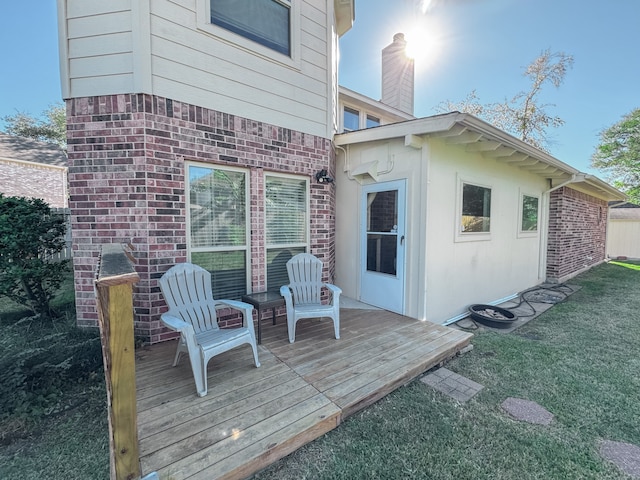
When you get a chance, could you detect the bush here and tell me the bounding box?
[0,314,103,423]
[0,194,70,319]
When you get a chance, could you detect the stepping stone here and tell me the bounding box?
[421,368,483,403]
[501,397,553,425]
[600,440,640,478]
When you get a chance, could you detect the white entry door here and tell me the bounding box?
[360,180,406,313]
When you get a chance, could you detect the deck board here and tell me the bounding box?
[137,307,472,479]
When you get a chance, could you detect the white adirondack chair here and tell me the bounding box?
[159,263,260,397]
[280,253,342,343]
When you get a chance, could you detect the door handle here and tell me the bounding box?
[400,235,405,245]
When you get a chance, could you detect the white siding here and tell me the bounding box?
[423,139,547,323]
[59,0,135,97]
[607,220,640,259]
[335,136,548,324]
[59,0,336,138]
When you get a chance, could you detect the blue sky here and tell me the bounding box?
[340,0,640,175]
[1,0,638,176]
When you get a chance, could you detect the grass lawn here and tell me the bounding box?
[255,261,640,480]
[1,261,638,479]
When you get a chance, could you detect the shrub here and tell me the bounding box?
[0,194,70,319]
[0,313,103,423]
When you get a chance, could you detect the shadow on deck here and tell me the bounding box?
[135,308,473,479]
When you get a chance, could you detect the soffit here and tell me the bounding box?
[335,112,626,201]
[334,0,355,36]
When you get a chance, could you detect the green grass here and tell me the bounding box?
[1,261,638,479]
[255,261,640,480]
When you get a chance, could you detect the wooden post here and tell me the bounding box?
[95,244,141,480]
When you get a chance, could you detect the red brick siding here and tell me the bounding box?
[66,94,335,343]
[0,160,67,208]
[546,186,608,282]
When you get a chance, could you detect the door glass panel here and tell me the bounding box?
[366,190,398,276]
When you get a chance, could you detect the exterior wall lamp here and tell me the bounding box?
[315,169,334,184]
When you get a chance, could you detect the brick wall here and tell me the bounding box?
[546,186,608,282]
[66,94,336,343]
[0,160,67,208]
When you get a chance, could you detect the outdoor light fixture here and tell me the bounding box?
[315,169,334,184]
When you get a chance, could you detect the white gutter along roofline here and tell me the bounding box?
[335,111,626,201]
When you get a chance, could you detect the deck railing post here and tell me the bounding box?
[95,244,142,480]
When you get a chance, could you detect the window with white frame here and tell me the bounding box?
[265,174,308,291]
[460,182,492,234]
[520,193,539,233]
[210,0,291,56]
[366,114,380,128]
[343,106,360,132]
[187,163,249,299]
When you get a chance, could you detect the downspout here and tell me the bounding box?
[539,173,588,281]
[335,144,355,181]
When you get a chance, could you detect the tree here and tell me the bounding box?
[436,49,574,152]
[0,194,70,319]
[2,103,66,148]
[591,108,640,204]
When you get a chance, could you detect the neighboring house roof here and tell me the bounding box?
[336,111,627,202]
[0,133,67,167]
[610,206,640,220]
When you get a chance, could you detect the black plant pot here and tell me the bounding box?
[468,304,517,329]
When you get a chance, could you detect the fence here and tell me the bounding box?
[47,207,72,262]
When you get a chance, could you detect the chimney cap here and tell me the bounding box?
[393,33,406,43]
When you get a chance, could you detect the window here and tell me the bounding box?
[265,174,308,291]
[366,115,381,128]
[187,164,249,299]
[461,183,491,234]
[211,0,290,56]
[343,106,360,132]
[521,194,539,232]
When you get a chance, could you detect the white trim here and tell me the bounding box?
[455,174,492,243]
[57,0,70,99]
[185,161,251,293]
[0,157,67,171]
[263,172,310,250]
[132,0,152,94]
[196,0,301,71]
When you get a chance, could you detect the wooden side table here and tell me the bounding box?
[241,291,285,344]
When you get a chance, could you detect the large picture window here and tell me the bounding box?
[187,164,249,299]
[211,0,291,56]
[265,175,308,291]
[461,182,491,234]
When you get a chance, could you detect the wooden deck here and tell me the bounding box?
[135,308,473,479]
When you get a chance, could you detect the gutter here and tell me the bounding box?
[543,173,588,194]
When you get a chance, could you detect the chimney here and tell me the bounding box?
[381,33,415,116]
